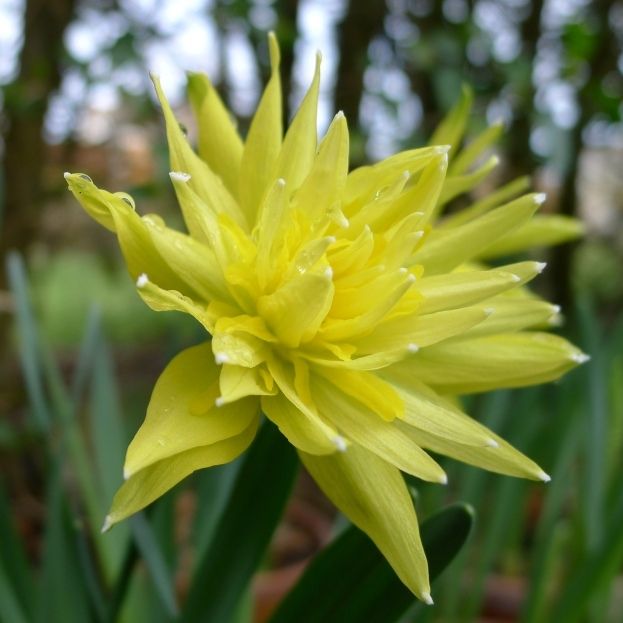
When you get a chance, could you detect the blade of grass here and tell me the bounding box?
[181,420,298,623]
[0,562,30,623]
[129,512,179,619]
[269,503,474,623]
[6,252,50,431]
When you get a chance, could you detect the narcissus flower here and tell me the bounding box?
[66,35,586,603]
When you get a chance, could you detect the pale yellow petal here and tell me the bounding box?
[299,444,431,600]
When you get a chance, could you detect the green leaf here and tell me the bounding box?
[269,503,474,623]
[6,252,50,432]
[181,419,298,623]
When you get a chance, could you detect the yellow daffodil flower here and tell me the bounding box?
[65,34,586,604]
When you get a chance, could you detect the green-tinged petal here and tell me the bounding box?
[461,298,560,337]
[478,214,585,258]
[449,122,503,175]
[266,356,341,451]
[261,393,338,455]
[123,342,260,477]
[274,52,321,190]
[413,193,542,274]
[293,111,349,227]
[151,75,247,229]
[240,33,282,223]
[439,154,498,205]
[311,373,447,482]
[440,176,531,228]
[136,277,214,332]
[415,262,541,314]
[388,378,500,447]
[187,72,243,196]
[354,306,488,354]
[66,173,193,294]
[429,85,472,156]
[403,417,549,481]
[106,417,259,527]
[258,269,334,348]
[395,332,586,394]
[299,444,431,601]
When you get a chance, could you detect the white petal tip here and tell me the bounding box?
[327,236,337,244]
[439,473,448,485]
[550,304,561,314]
[534,192,547,205]
[214,353,230,365]
[413,230,425,240]
[483,307,495,317]
[538,471,552,483]
[277,178,286,187]
[435,145,451,154]
[169,171,191,182]
[339,215,350,228]
[571,352,590,364]
[485,438,499,448]
[407,274,417,284]
[333,435,347,452]
[399,267,408,274]
[101,516,113,534]
[215,396,225,407]
[511,274,522,283]
[136,273,149,288]
[536,262,547,273]
[63,171,71,180]
[123,467,131,480]
[422,592,434,605]
[335,110,345,120]
[407,343,420,354]
[324,266,334,279]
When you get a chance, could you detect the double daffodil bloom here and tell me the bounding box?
[66,35,586,604]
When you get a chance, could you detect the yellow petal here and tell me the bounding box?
[219,364,276,404]
[429,84,472,156]
[123,342,260,477]
[449,122,503,175]
[261,392,338,455]
[299,444,431,601]
[478,214,585,258]
[151,75,247,229]
[258,269,334,348]
[439,154,498,205]
[106,417,259,527]
[274,52,321,191]
[413,193,541,275]
[239,33,282,224]
[397,332,586,394]
[186,71,243,196]
[311,373,446,482]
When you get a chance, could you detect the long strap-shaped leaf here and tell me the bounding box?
[181,419,298,623]
[269,502,474,623]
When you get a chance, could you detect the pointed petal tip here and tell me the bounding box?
[536,261,547,273]
[571,352,590,364]
[485,437,499,448]
[538,471,552,483]
[215,396,226,407]
[214,352,231,365]
[63,171,71,180]
[435,145,451,154]
[407,343,420,354]
[332,434,348,452]
[422,591,434,605]
[101,515,113,534]
[439,473,448,485]
[533,192,547,205]
[136,273,149,288]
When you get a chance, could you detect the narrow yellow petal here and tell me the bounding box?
[449,122,503,175]
[239,32,282,224]
[413,193,541,275]
[478,214,585,258]
[151,75,247,229]
[186,72,243,196]
[299,444,431,600]
[429,84,472,155]
[312,374,446,482]
[398,332,586,394]
[274,52,321,191]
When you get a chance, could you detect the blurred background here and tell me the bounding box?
[1,0,622,622]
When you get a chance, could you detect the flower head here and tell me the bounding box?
[66,34,585,602]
